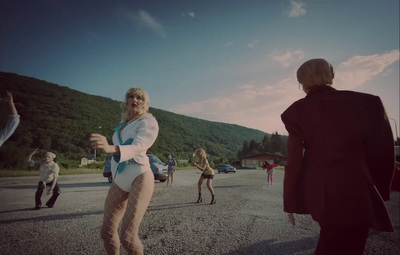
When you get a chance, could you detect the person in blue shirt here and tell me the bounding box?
[165,154,177,187]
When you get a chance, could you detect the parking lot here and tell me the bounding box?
[0,169,399,255]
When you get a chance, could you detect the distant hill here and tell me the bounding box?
[0,72,267,169]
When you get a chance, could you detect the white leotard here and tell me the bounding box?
[110,114,159,192]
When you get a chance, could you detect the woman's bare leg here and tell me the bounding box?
[101,183,129,255]
[170,172,174,187]
[206,179,214,195]
[198,176,205,194]
[120,171,154,255]
[197,176,205,202]
[207,179,216,204]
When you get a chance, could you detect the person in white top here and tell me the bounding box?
[90,87,159,255]
[0,91,20,147]
[28,149,61,210]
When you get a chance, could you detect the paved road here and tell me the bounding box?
[0,170,399,255]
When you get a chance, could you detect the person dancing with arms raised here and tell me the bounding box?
[192,148,216,205]
[28,149,61,210]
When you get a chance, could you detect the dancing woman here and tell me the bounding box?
[192,148,216,205]
[90,87,159,255]
[262,161,278,185]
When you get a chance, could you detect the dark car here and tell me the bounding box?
[216,164,236,173]
[103,156,113,183]
[103,154,168,183]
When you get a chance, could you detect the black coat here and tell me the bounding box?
[281,85,395,231]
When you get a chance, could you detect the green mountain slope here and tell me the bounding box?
[0,72,266,169]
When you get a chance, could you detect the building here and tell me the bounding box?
[239,153,286,168]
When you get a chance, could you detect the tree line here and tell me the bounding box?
[238,132,288,157]
[1,72,287,170]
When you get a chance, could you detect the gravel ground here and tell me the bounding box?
[0,170,398,255]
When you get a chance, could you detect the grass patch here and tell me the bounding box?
[0,168,103,177]
[254,166,285,171]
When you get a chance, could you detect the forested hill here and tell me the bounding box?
[0,72,266,169]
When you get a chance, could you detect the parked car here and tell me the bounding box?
[148,154,168,182]
[103,154,168,183]
[216,164,236,173]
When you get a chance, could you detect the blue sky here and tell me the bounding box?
[1,0,399,138]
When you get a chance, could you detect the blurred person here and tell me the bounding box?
[391,161,400,192]
[262,161,278,185]
[192,148,216,205]
[165,154,177,187]
[89,87,159,255]
[281,58,395,255]
[0,91,20,147]
[28,149,61,210]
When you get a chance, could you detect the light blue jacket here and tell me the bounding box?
[0,115,20,147]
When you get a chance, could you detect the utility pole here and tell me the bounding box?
[94,126,102,169]
[94,148,97,169]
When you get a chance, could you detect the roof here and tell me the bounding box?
[238,153,286,160]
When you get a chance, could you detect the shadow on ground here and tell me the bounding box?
[224,236,317,255]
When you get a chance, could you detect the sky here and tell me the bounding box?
[1,0,399,138]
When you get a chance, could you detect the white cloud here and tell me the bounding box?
[138,10,166,37]
[169,50,399,135]
[224,42,233,47]
[182,11,195,18]
[248,40,259,49]
[334,49,399,90]
[116,8,166,37]
[170,76,303,134]
[269,49,305,67]
[286,0,306,18]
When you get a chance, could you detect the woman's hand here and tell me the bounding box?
[2,91,13,104]
[89,134,115,154]
[3,91,18,115]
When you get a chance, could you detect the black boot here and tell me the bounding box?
[197,193,202,203]
[210,195,216,205]
[46,183,61,208]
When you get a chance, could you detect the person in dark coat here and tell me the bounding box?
[281,58,395,255]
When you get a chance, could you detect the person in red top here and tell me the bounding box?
[262,161,278,185]
[281,59,395,255]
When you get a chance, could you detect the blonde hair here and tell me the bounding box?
[45,152,56,159]
[121,87,150,122]
[297,59,335,89]
[193,148,207,164]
